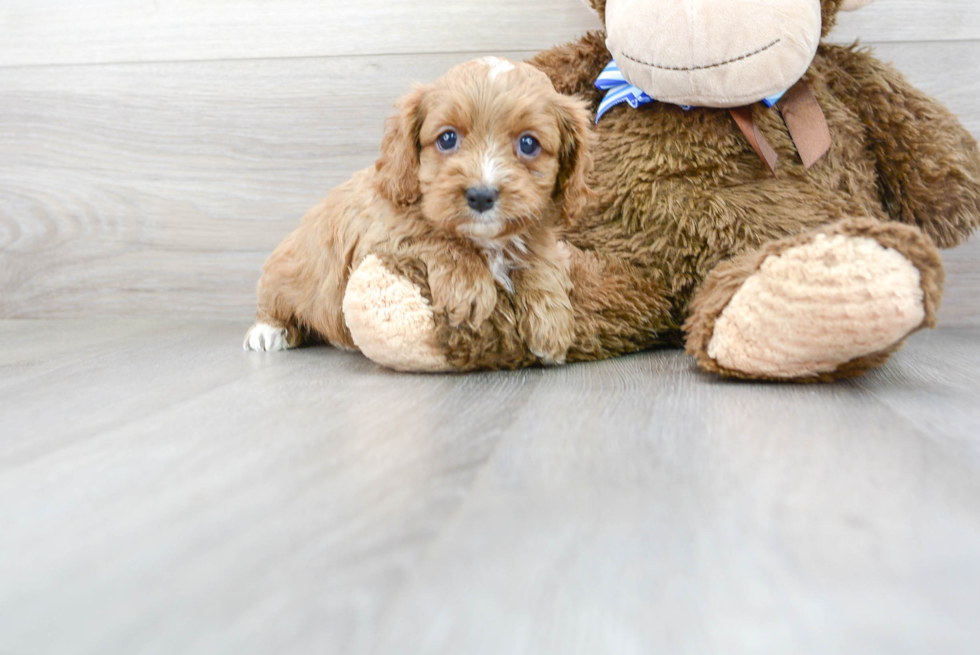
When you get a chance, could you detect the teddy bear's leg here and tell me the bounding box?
[342,254,453,372]
[344,245,679,372]
[684,218,945,381]
[344,251,542,372]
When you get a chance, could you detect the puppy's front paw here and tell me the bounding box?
[519,293,575,366]
[430,268,498,328]
[244,322,292,352]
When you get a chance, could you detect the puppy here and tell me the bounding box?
[244,57,593,364]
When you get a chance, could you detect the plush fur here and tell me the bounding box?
[338,0,980,380]
[244,58,593,365]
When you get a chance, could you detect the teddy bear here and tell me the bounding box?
[340,0,980,381]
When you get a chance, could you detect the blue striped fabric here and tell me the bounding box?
[595,59,788,123]
[761,90,786,107]
[595,60,656,122]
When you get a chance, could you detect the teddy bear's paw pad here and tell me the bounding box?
[707,234,926,378]
[244,322,291,352]
[343,255,451,373]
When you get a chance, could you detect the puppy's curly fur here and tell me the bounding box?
[244,57,593,364]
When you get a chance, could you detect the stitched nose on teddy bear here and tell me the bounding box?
[466,187,500,213]
[603,0,823,109]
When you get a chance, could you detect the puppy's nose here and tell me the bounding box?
[465,187,500,213]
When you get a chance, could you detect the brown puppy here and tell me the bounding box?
[244,57,593,364]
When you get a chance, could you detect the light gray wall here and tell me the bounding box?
[1,0,977,324]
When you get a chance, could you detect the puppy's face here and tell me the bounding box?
[376,58,593,243]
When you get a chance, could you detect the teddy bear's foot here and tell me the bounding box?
[685,219,945,381]
[342,255,451,372]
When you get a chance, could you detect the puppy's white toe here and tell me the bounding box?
[529,347,566,367]
[244,322,290,352]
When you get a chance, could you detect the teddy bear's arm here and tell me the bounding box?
[525,32,608,108]
[821,44,980,248]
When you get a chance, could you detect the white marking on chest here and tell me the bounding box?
[482,56,516,80]
[478,236,528,294]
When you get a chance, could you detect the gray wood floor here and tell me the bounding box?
[2,320,980,654]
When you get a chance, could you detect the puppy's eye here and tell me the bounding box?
[518,134,542,158]
[436,130,459,153]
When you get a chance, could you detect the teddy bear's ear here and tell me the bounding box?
[375,85,428,207]
[840,0,875,10]
[552,94,595,224]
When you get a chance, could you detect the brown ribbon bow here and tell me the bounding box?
[729,80,832,176]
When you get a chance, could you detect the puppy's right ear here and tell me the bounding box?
[553,94,595,224]
[375,85,428,206]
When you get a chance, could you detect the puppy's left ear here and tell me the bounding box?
[552,95,594,223]
[376,85,428,206]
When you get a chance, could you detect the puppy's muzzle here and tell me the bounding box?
[466,186,500,214]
